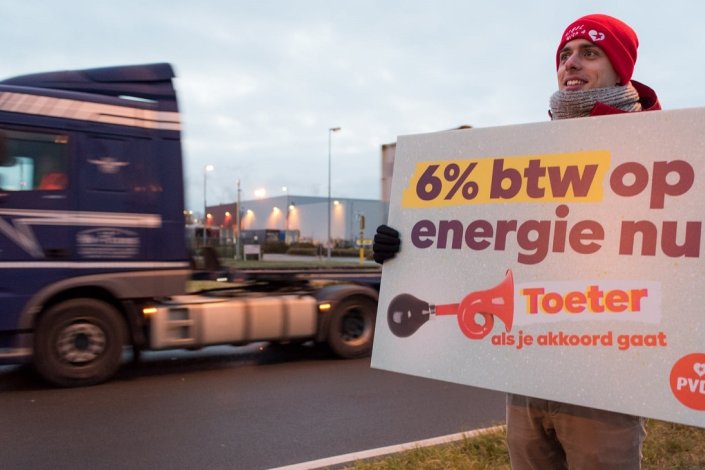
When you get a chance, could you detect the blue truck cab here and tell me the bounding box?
[0,63,191,384]
[0,63,379,387]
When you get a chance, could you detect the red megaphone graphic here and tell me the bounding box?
[387,270,514,340]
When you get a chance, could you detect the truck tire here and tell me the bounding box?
[34,299,127,387]
[327,296,376,358]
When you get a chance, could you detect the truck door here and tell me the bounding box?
[0,128,73,332]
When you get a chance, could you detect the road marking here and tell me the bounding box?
[270,424,506,470]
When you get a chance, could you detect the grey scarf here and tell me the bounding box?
[549,83,642,120]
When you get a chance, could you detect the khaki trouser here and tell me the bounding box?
[506,394,646,470]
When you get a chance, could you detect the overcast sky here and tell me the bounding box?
[3,1,703,212]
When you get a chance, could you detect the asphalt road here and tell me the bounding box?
[0,344,505,470]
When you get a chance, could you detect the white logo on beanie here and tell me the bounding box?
[589,30,606,42]
[564,25,585,42]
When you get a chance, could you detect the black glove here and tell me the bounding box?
[373,224,401,264]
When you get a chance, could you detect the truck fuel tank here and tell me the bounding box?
[149,294,318,349]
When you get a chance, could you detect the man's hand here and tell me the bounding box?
[373,224,400,264]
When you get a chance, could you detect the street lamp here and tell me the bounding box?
[327,127,341,259]
[235,179,242,260]
[203,164,214,245]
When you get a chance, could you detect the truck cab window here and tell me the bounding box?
[0,129,69,191]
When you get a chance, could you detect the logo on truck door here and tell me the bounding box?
[87,156,130,174]
[76,228,140,258]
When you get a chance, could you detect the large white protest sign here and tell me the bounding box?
[371,107,705,428]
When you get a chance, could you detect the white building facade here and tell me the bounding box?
[207,195,388,247]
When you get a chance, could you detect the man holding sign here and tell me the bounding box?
[374,13,660,470]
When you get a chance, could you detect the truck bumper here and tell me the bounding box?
[0,333,32,365]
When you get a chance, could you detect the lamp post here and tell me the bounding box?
[235,179,242,260]
[327,127,341,260]
[203,164,214,245]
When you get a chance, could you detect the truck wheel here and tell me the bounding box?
[327,296,376,358]
[34,299,127,387]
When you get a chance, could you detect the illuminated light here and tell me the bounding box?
[225,211,231,217]
[319,302,332,312]
[206,213,213,219]
[246,209,254,215]
[254,188,266,198]
[289,204,296,211]
[273,207,280,213]
[334,200,340,205]
[216,276,228,282]
[142,307,158,316]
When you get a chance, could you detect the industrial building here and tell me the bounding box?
[204,195,388,248]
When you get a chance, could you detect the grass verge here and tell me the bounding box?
[346,420,705,469]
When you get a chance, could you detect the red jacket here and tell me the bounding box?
[590,80,661,116]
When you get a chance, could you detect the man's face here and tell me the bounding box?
[557,39,620,91]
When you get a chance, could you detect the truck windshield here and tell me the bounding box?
[0,129,69,191]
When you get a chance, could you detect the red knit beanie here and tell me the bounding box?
[556,14,638,85]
